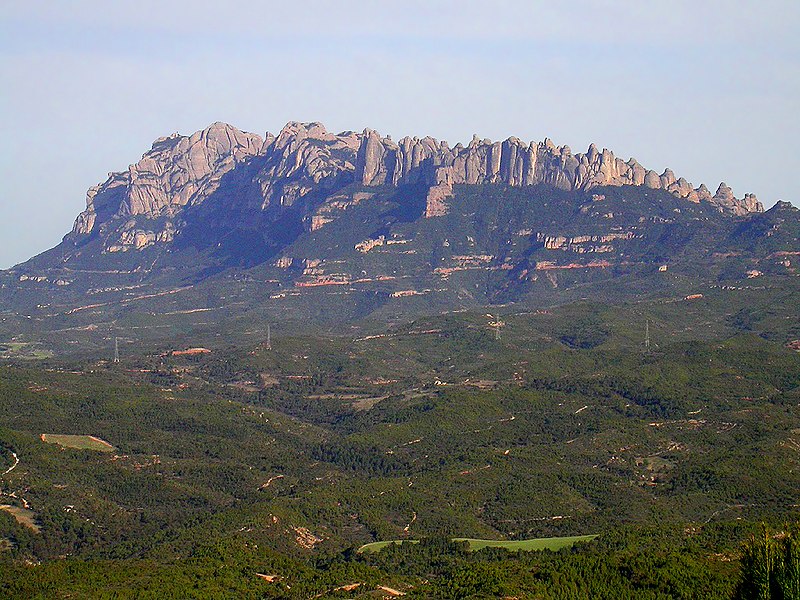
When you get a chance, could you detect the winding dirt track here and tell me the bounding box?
[2,450,18,476]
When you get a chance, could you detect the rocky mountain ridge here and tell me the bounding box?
[3,119,794,349]
[69,121,763,254]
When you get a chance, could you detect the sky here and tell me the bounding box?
[1,1,798,269]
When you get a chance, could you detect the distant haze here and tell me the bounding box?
[1,0,798,269]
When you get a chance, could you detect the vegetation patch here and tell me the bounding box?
[0,505,40,532]
[0,341,53,360]
[0,292,797,598]
[40,434,115,452]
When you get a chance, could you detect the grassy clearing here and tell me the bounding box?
[0,505,40,532]
[454,535,598,551]
[357,534,598,554]
[41,434,115,452]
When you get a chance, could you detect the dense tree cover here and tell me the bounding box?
[0,526,746,599]
[356,526,747,599]
[558,314,611,350]
[0,298,798,597]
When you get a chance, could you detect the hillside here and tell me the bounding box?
[1,297,799,597]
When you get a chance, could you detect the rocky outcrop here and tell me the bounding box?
[425,182,454,218]
[67,120,764,253]
[253,122,358,209]
[352,131,763,215]
[710,183,762,216]
[537,231,637,254]
[68,122,360,251]
[71,122,263,236]
[106,220,176,252]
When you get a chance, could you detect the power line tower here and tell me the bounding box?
[266,323,272,350]
[114,337,120,363]
[488,314,504,340]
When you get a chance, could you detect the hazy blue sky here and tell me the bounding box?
[1,1,798,269]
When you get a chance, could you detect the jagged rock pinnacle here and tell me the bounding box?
[69,121,764,251]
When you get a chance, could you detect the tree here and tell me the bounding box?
[735,526,800,600]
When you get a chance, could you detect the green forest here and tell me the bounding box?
[1,295,799,598]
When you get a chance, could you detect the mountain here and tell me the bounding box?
[65,121,762,246]
[0,121,796,352]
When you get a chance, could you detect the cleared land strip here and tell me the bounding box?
[40,434,115,452]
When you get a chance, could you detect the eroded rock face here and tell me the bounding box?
[710,183,763,216]
[253,122,358,209]
[71,122,263,236]
[67,120,764,252]
[351,130,763,215]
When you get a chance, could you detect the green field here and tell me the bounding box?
[40,434,115,452]
[358,534,598,554]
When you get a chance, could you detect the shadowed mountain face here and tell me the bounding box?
[0,122,796,348]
